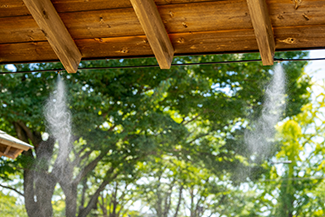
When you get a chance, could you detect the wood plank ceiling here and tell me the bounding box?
[0,0,325,72]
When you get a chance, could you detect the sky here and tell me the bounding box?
[306,50,325,80]
[304,50,325,97]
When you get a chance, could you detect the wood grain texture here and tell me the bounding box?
[247,0,275,65]
[3,146,11,155]
[0,1,251,44]
[12,149,24,159]
[1,26,325,64]
[2,0,325,44]
[0,0,219,17]
[0,144,24,159]
[1,0,325,65]
[130,0,174,69]
[21,0,81,73]
[2,0,324,20]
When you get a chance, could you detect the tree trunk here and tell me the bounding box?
[99,193,108,217]
[35,172,56,217]
[110,182,118,217]
[189,188,195,217]
[24,168,40,217]
[174,185,183,217]
[61,180,78,217]
[79,178,88,215]
[23,153,56,217]
[66,186,78,217]
[78,176,114,217]
[16,122,56,217]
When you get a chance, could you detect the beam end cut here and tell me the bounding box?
[130,0,174,69]
[246,0,275,66]
[22,0,81,73]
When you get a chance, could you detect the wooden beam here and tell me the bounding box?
[12,149,24,159]
[246,0,275,65]
[3,146,11,155]
[21,0,81,73]
[130,0,174,69]
[3,25,325,64]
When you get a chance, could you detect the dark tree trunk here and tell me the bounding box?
[79,178,88,214]
[24,167,40,217]
[109,201,118,217]
[63,183,78,217]
[16,122,57,217]
[110,182,118,217]
[60,163,78,217]
[174,185,183,217]
[35,172,56,217]
[23,147,56,217]
[99,193,108,217]
[78,172,118,217]
[190,188,195,217]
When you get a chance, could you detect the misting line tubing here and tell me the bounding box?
[1,57,325,75]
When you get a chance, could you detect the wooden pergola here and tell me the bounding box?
[0,130,33,159]
[0,0,324,73]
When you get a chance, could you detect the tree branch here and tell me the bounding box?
[72,148,92,168]
[186,132,211,145]
[16,120,42,146]
[78,169,119,217]
[0,183,24,197]
[73,151,108,184]
[173,185,183,217]
[182,114,200,126]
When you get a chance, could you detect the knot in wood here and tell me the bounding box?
[177,38,185,43]
[42,10,48,19]
[95,38,103,42]
[120,47,129,53]
[278,37,296,44]
[277,14,284,20]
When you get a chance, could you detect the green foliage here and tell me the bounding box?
[135,155,266,217]
[0,191,27,217]
[257,85,325,217]
[0,52,311,216]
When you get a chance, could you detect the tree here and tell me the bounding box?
[136,155,265,217]
[96,179,138,217]
[0,52,310,216]
[256,85,325,217]
[0,190,27,217]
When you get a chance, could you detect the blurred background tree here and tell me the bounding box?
[0,52,313,216]
[257,86,325,217]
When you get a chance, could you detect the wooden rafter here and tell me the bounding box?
[2,0,325,66]
[130,0,174,69]
[246,0,275,65]
[3,146,11,155]
[21,0,82,73]
[12,149,24,159]
[0,130,33,159]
